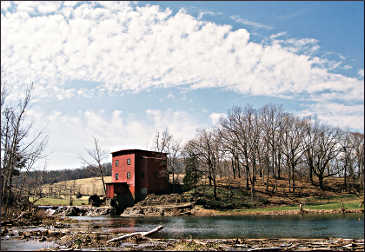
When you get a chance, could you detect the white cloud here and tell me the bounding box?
[146,109,202,144]
[198,10,221,20]
[26,107,204,170]
[358,69,364,78]
[231,15,272,30]
[167,92,175,99]
[270,32,287,40]
[299,103,364,131]
[343,65,352,70]
[1,2,363,108]
[209,112,227,125]
[37,2,61,14]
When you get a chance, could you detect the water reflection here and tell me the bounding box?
[69,214,364,239]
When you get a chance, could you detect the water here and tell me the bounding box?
[69,214,364,239]
[2,214,363,250]
[0,240,57,251]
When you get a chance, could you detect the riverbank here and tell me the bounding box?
[191,205,364,216]
[26,196,365,218]
[118,192,364,217]
[1,209,363,251]
[2,229,364,251]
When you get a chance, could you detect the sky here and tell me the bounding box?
[1,1,364,170]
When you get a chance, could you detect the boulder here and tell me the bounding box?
[89,195,102,207]
[45,208,56,216]
[64,207,80,216]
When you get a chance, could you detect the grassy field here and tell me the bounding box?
[30,195,90,206]
[40,174,184,197]
[41,176,112,196]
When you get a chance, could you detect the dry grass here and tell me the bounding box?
[42,174,185,197]
[41,176,112,196]
[31,195,90,206]
[38,173,363,212]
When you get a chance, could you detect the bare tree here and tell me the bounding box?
[350,132,364,191]
[280,113,307,192]
[220,106,251,192]
[152,128,182,192]
[219,129,241,180]
[182,139,202,196]
[259,104,285,181]
[303,123,342,190]
[153,128,172,153]
[81,137,108,196]
[340,132,355,191]
[1,82,48,213]
[18,161,48,207]
[220,105,262,199]
[182,129,220,199]
[168,140,181,192]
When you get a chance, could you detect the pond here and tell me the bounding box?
[69,214,364,239]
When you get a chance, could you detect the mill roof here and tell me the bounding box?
[111,149,167,156]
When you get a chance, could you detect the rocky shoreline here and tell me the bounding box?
[1,226,364,251]
[36,204,364,218]
[1,205,364,251]
[29,193,364,218]
[43,205,112,217]
[1,192,364,251]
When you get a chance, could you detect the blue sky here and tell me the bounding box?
[1,1,363,170]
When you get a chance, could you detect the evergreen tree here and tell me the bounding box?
[183,154,200,192]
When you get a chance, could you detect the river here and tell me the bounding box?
[1,214,363,250]
[70,214,364,239]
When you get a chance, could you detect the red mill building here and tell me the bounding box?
[105,149,168,202]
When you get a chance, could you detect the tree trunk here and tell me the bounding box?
[236,156,241,178]
[231,158,236,179]
[292,164,296,193]
[107,225,164,243]
[319,175,324,190]
[172,170,175,193]
[277,153,281,179]
[288,166,291,192]
[245,166,250,190]
[100,170,107,196]
[344,160,347,191]
[309,165,313,184]
[213,178,217,200]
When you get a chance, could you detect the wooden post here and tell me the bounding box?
[299,203,304,215]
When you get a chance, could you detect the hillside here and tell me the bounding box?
[36,174,364,215]
[41,176,113,197]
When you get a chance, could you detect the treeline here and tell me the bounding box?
[18,163,112,185]
[181,104,364,199]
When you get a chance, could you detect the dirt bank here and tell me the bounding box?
[118,193,364,217]
[191,205,364,216]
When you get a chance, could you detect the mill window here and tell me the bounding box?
[115,160,119,167]
[115,173,119,180]
[127,158,131,165]
[127,172,131,179]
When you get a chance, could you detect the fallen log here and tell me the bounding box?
[106,225,163,243]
